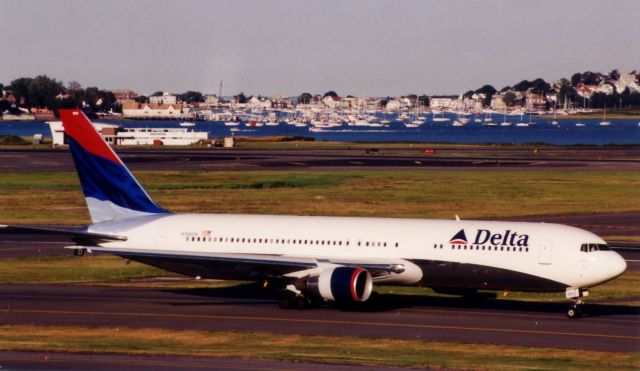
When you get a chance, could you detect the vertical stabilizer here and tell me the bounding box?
[59,109,168,223]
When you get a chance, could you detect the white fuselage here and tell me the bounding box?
[89,213,627,292]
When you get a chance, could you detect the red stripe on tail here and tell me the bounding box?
[59,109,122,165]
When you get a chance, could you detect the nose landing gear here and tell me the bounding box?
[566,299,583,319]
[565,287,588,319]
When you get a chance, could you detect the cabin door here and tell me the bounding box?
[538,239,552,265]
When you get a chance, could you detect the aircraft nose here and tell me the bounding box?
[608,252,627,278]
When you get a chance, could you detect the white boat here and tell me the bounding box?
[265,121,280,126]
[452,120,466,127]
[599,105,611,126]
[224,121,240,126]
[516,123,529,127]
[575,122,586,127]
[404,123,420,128]
[432,117,450,122]
[178,122,196,127]
[499,111,511,126]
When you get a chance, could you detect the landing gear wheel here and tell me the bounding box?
[566,305,582,319]
[74,248,86,257]
[278,297,295,310]
[294,296,312,310]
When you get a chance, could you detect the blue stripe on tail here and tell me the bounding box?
[68,136,167,216]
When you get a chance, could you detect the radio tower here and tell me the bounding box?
[218,80,223,99]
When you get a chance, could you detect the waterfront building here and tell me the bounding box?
[429,96,455,110]
[490,94,507,111]
[149,92,177,105]
[47,121,207,146]
[111,90,138,102]
[122,101,192,119]
[525,93,546,110]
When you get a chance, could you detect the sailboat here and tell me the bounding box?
[500,111,511,126]
[515,112,528,127]
[599,105,611,126]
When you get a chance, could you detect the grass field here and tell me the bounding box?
[1,170,638,231]
[0,325,637,370]
[1,167,638,368]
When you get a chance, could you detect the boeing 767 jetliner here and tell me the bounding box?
[1,109,627,318]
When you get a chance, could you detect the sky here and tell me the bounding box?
[1,0,639,97]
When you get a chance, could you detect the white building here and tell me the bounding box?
[47,121,207,146]
[149,92,177,105]
[613,73,640,94]
[47,121,120,146]
[429,96,455,110]
[115,128,208,146]
[121,102,192,119]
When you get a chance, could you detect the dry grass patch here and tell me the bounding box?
[0,325,637,370]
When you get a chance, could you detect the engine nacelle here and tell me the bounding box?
[307,267,373,303]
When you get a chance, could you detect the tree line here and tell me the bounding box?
[2,70,639,116]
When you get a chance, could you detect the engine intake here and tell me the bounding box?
[307,267,373,303]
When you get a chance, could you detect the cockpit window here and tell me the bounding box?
[580,243,610,252]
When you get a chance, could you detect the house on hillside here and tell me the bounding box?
[525,93,546,110]
[111,90,137,102]
[429,96,455,110]
[490,94,507,110]
[122,101,191,119]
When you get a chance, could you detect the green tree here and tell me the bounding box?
[571,73,582,86]
[178,91,204,103]
[298,92,312,104]
[557,82,578,107]
[135,95,149,104]
[512,80,531,92]
[151,91,164,97]
[418,95,429,107]
[475,85,497,107]
[323,91,338,98]
[530,78,550,95]
[502,92,517,107]
[68,80,82,91]
[235,93,247,104]
[84,86,101,107]
[609,69,620,81]
[9,77,33,106]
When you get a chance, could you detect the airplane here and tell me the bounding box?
[0,109,627,318]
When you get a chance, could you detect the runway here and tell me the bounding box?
[1,283,638,353]
[1,147,639,172]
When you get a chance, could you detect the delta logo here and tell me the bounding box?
[449,229,530,247]
[449,230,468,244]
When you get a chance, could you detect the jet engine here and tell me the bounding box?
[307,267,373,303]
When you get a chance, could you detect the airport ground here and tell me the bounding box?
[0,145,639,369]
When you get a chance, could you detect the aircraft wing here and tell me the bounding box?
[84,246,404,278]
[0,224,127,245]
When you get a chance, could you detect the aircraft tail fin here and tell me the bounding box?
[59,109,168,223]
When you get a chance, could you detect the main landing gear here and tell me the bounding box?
[565,287,588,319]
[278,295,314,310]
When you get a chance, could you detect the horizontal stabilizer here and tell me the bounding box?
[0,224,127,244]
